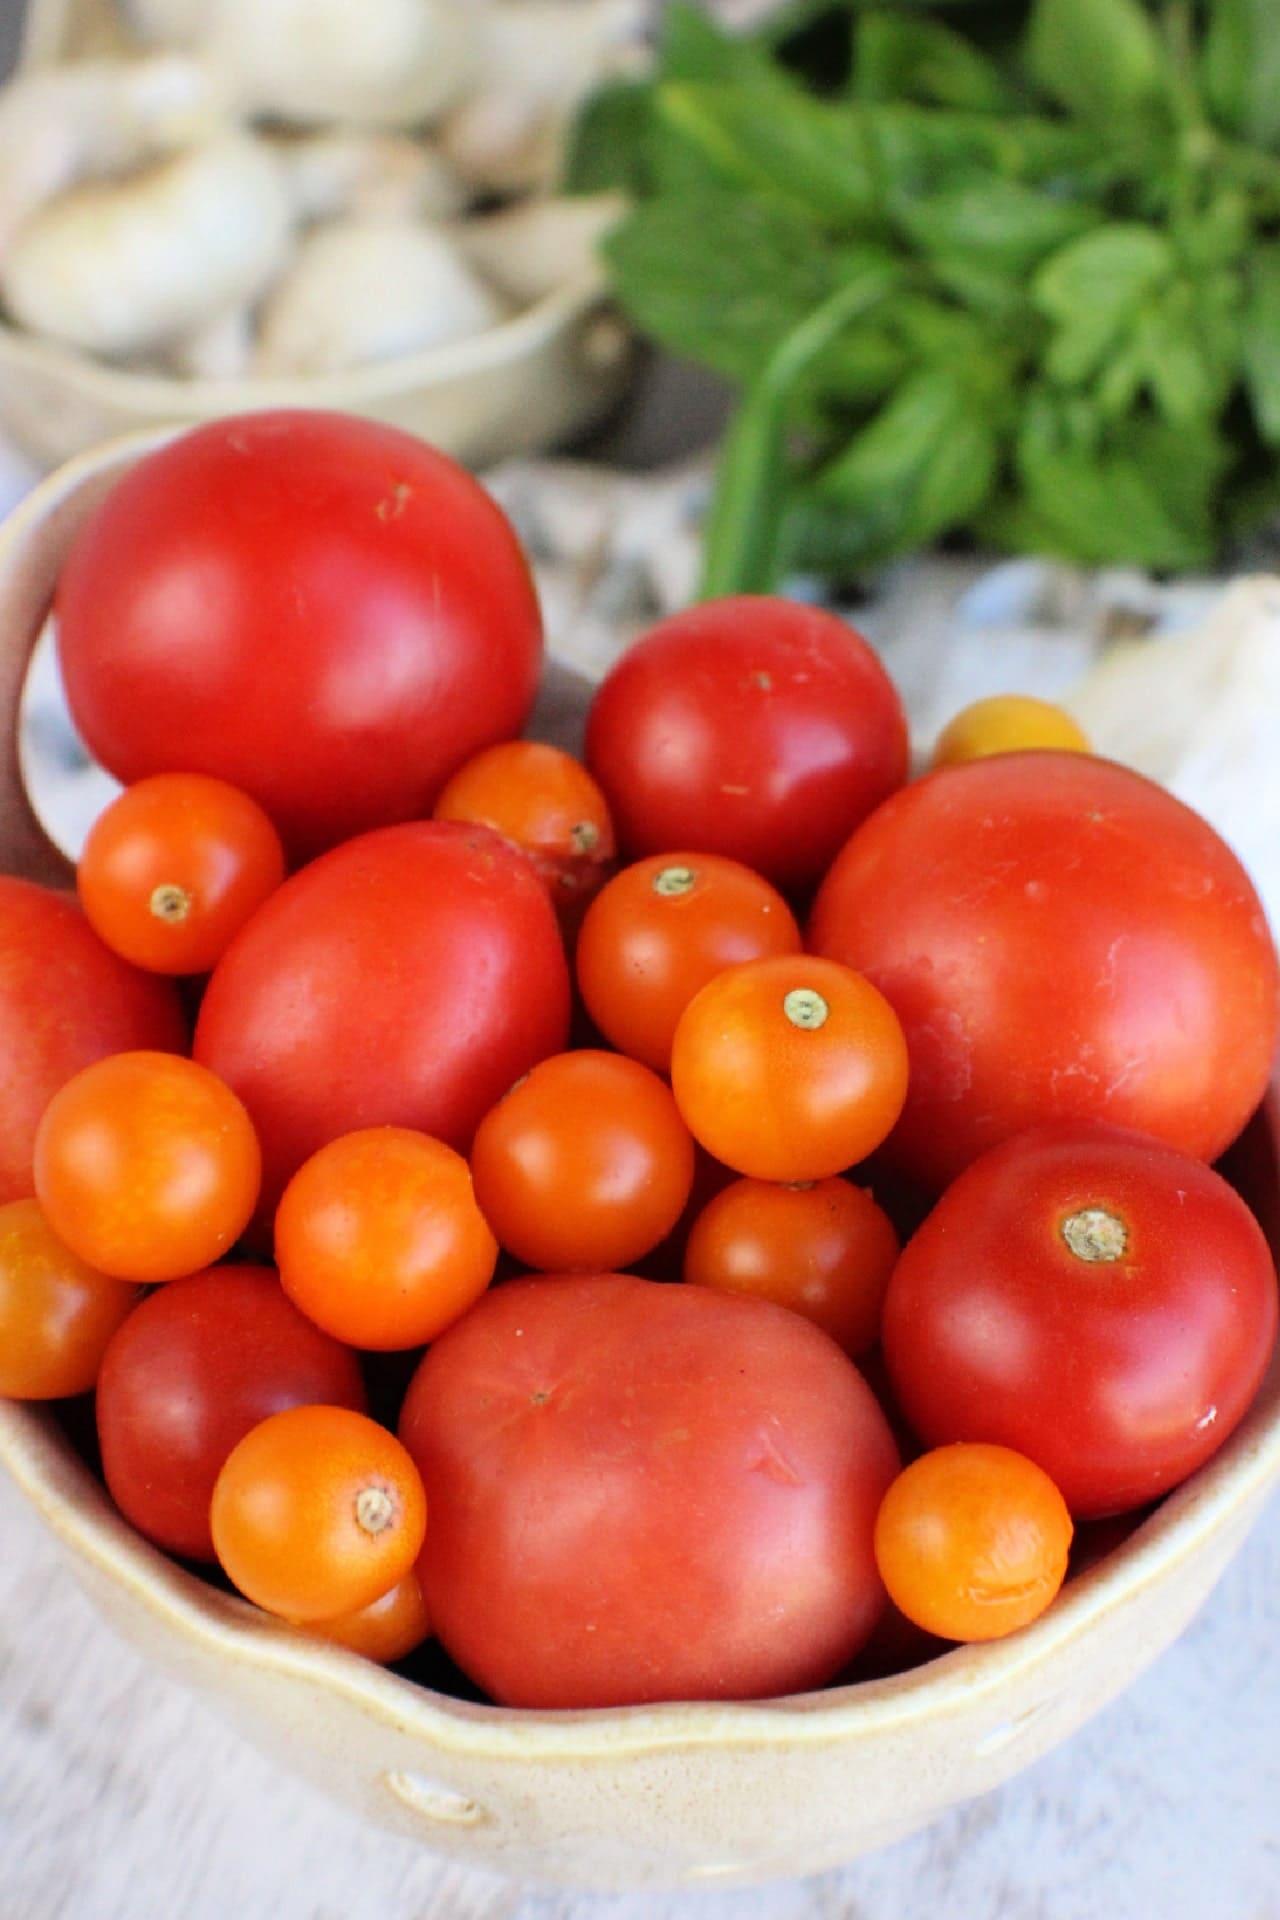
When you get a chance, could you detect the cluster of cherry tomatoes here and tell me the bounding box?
[0,411,1276,1710]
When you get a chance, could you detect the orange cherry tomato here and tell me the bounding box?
[470,1050,695,1272]
[276,1127,497,1351]
[670,955,909,1181]
[683,1176,898,1356]
[78,773,286,974]
[305,1566,432,1664]
[35,1051,261,1282]
[0,1199,139,1399]
[434,742,615,918]
[212,1404,427,1622]
[874,1443,1073,1642]
[931,696,1090,769]
[575,852,802,1073]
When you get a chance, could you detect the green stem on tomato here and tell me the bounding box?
[698,265,898,601]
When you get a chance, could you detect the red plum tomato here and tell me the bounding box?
[194,822,571,1228]
[96,1265,366,1560]
[400,1273,900,1708]
[811,754,1280,1188]
[883,1123,1278,1517]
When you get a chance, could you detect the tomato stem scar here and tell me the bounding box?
[149,883,192,925]
[355,1486,396,1536]
[784,989,829,1031]
[1061,1208,1128,1263]
[570,822,599,854]
[653,865,697,898]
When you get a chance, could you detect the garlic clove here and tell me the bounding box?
[168,303,258,381]
[455,193,624,306]
[273,132,470,225]
[254,218,504,376]
[2,132,295,360]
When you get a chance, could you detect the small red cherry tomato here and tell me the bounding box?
[575,852,801,1073]
[276,1128,497,1351]
[470,1051,695,1272]
[671,955,909,1181]
[78,773,286,974]
[212,1404,427,1622]
[585,597,908,890]
[0,1200,138,1399]
[684,1176,898,1356]
[434,742,615,919]
[875,1444,1073,1642]
[35,1052,261,1283]
[96,1264,366,1560]
[883,1123,1279,1516]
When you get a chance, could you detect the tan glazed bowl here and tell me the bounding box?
[0,437,1279,1892]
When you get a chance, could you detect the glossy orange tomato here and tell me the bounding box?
[276,1127,497,1351]
[212,1404,427,1622]
[78,773,286,974]
[874,1443,1073,1642]
[931,695,1090,768]
[305,1567,432,1664]
[575,852,801,1072]
[670,956,909,1181]
[0,1199,138,1399]
[35,1052,261,1282]
[470,1051,695,1272]
[684,1177,898,1356]
[434,741,615,917]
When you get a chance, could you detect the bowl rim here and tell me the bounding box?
[0,267,614,410]
[0,432,1278,1766]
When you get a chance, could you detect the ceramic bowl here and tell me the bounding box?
[0,0,633,471]
[1,435,1279,1893]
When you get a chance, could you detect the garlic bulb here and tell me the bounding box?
[2,133,295,359]
[0,55,228,254]
[205,0,480,130]
[276,132,468,224]
[119,0,206,44]
[255,219,503,376]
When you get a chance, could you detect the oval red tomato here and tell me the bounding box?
[585,597,908,892]
[811,753,1279,1188]
[96,1264,367,1560]
[0,877,186,1204]
[400,1273,900,1709]
[883,1123,1278,1517]
[55,413,542,858]
[195,822,570,1225]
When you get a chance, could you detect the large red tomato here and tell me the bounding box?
[0,878,185,1203]
[585,598,908,892]
[96,1265,366,1560]
[55,413,542,858]
[883,1123,1278,1517]
[811,753,1279,1188]
[400,1273,899,1708]
[195,822,570,1225]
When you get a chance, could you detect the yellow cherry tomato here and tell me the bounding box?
[931,696,1090,769]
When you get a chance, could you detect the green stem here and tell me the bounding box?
[699,267,897,600]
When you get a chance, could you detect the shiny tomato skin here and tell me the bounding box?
[55,413,542,858]
[0,878,186,1204]
[883,1123,1278,1517]
[195,822,571,1227]
[96,1265,367,1560]
[811,754,1279,1188]
[585,598,909,891]
[400,1273,900,1708]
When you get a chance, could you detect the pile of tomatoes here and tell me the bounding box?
[1,411,1277,1712]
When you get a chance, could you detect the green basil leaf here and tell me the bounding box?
[1133,304,1220,426]
[563,80,654,195]
[855,11,1019,112]
[1034,225,1174,325]
[656,82,881,227]
[1202,0,1280,149]
[1242,248,1280,444]
[1026,0,1167,122]
[896,177,1097,276]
